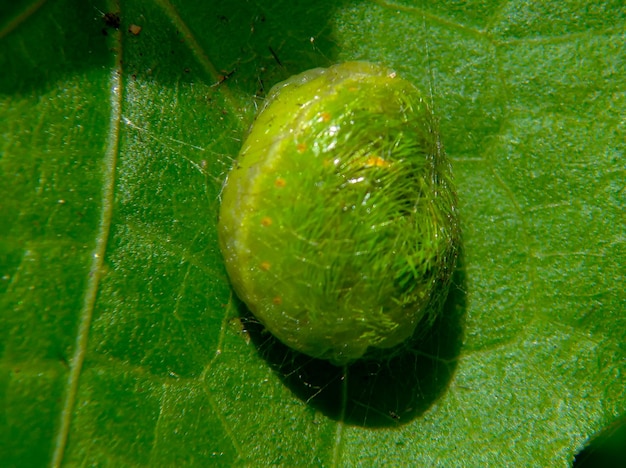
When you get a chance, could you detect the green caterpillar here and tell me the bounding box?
[218,62,460,365]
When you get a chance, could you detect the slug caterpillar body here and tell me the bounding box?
[218,62,459,365]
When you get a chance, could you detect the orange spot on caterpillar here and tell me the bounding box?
[365,156,390,168]
[260,261,271,271]
[319,112,331,122]
[297,142,307,153]
[272,296,282,305]
[275,177,286,188]
[261,217,272,226]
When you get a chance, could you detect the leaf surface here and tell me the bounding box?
[1,0,624,465]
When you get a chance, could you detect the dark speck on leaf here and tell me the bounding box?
[103,12,121,29]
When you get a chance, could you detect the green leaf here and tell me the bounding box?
[1,0,624,465]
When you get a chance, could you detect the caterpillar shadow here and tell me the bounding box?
[241,251,467,428]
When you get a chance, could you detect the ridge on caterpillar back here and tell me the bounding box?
[218,61,460,366]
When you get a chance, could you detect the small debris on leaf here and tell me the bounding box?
[128,24,142,35]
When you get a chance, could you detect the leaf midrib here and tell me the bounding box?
[49,16,124,468]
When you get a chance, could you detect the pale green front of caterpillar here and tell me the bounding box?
[218,62,459,365]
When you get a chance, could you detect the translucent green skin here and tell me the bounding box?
[218,62,459,365]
